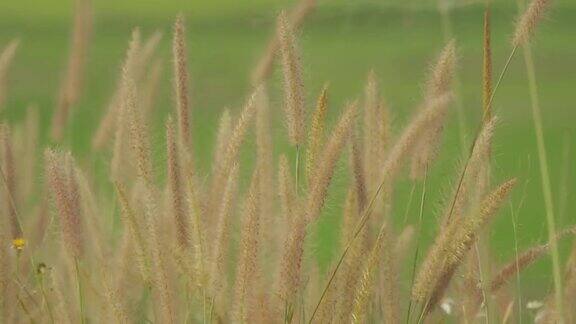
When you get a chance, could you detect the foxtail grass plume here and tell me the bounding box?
[306,84,329,186]
[277,10,305,146]
[278,155,297,226]
[51,0,92,141]
[1,125,23,246]
[173,14,192,147]
[166,116,192,249]
[213,109,232,170]
[0,39,19,110]
[412,178,517,311]
[410,41,456,179]
[111,29,142,182]
[483,7,493,118]
[45,150,84,258]
[114,183,150,283]
[512,0,553,47]
[209,164,238,307]
[305,102,357,222]
[233,170,262,322]
[250,0,315,85]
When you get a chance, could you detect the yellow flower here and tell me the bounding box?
[12,237,26,251]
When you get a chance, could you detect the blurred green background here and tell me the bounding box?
[1,0,575,304]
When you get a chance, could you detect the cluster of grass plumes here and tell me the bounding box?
[0,0,573,322]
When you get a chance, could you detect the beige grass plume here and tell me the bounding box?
[45,149,84,258]
[305,101,357,222]
[278,154,297,226]
[173,14,192,147]
[92,29,163,151]
[410,41,456,179]
[141,58,163,119]
[233,170,262,322]
[412,178,517,312]
[213,109,232,169]
[0,39,19,110]
[208,164,238,309]
[93,28,141,152]
[114,183,150,283]
[424,40,456,100]
[512,0,552,47]
[441,116,498,227]
[250,0,315,85]
[21,105,39,200]
[277,10,305,146]
[381,93,452,187]
[277,102,356,316]
[0,125,23,248]
[51,0,92,141]
[166,116,191,249]
[351,223,399,323]
[483,7,493,118]
[110,29,141,182]
[209,87,260,216]
[306,84,329,187]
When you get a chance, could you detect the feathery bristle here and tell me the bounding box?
[277,10,305,146]
[512,0,552,47]
[173,14,192,147]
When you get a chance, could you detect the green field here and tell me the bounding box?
[1,0,575,301]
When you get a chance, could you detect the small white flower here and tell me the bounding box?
[527,300,544,309]
[440,297,455,315]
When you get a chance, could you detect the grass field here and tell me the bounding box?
[1,0,575,303]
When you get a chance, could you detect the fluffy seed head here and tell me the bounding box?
[173,14,192,147]
[512,0,553,47]
[277,10,305,145]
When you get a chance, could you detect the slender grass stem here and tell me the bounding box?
[521,40,564,323]
[38,269,55,324]
[406,167,428,324]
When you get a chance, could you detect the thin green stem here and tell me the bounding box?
[38,271,55,324]
[521,41,564,323]
[75,258,86,324]
[406,167,428,324]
